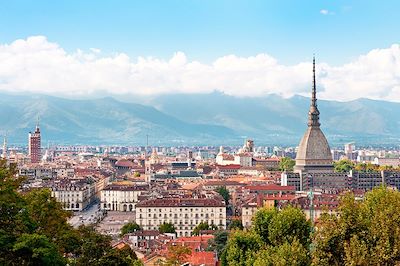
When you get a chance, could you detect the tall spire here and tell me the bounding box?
[308,56,320,127]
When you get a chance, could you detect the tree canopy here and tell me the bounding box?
[0,159,143,266]
[120,222,141,236]
[223,206,311,266]
[279,157,295,172]
[159,222,176,234]
[228,219,243,231]
[164,244,192,266]
[313,186,400,265]
[192,221,218,236]
[333,159,355,173]
[215,186,230,204]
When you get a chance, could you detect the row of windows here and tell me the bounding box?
[138,208,224,213]
[138,212,223,219]
[139,219,224,227]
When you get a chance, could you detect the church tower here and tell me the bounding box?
[294,57,333,174]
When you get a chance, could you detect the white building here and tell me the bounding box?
[101,184,149,211]
[49,179,95,211]
[216,146,252,167]
[135,197,226,237]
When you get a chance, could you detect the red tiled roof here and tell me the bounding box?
[216,164,241,170]
[115,159,135,168]
[203,180,243,186]
[244,184,296,191]
[103,184,149,191]
[187,251,217,266]
[136,197,225,208]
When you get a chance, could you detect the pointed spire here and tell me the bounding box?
[312,55,317,107]
[308,55,320,127]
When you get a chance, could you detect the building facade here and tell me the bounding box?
[135,197,226,237]
[101,184,149,211]
[49,179,95,211]
[28,123,41,164]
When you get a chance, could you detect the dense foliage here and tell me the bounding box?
[215,186,230,204]
[0,159,143,266]
[163,244,192,266]
[219,186,400,266]
[192,221,218,236]
[227,219,243,230]
[279,157,295,172]
[120,222,141,236]
[159,222,176,234]
[313,187,400,265]
[223,206,311,266]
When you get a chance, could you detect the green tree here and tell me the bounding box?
[215,186,230,204]
[192,222,218,236]
[354,162,378,173]
[228,219,244,230]
[164,244,192,266]
[96,245,142,266]
[252,207,277,244]
[0,160,143,266]
[0,161,30,260]
[333,159,355,173]
[279,157,295,172]
[133,171,141,178]
[313,187,400,265]
[224,230,263,266]
[120,222,141,236]
[76,226,113,265]
[159,222,176,234]
[206,230,229,256]
[13,233,66,266]
[253,238,310,266]
[268,206,311,247]
[24,188,72,244]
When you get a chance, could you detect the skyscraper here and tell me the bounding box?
[294,57,333,174]
[29,119,41,163]
[1,135,7,159]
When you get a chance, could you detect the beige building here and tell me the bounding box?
[101,184,149,211]
[49,179,95,211]
[135,197,226,237]
[241,201,258,228]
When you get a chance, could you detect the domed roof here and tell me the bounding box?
[294,57,333,171]
[295,126,332,164]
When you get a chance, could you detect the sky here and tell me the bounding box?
[0,0,399,101]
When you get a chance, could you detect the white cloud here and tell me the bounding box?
[320,9,329,15]
[320,9,335,15]
[0,36,400,101]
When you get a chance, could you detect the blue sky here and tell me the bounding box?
[0,0,399,65]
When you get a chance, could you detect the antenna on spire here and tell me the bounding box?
[312,55,317,108]
[308,55,320,127]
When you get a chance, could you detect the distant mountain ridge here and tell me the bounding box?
[1,92,399,146]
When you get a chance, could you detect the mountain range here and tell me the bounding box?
[1,92,399,146]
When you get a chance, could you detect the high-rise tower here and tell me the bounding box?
[294,57,333,173]
[1,135,7,159]
[29,118,41,163]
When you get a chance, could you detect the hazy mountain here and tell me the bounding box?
[1,92,400,146]
[143,92,400,146]
[0,93,236,145]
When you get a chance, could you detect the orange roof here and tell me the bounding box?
[187,251,217,266]
[244,184,296,191]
